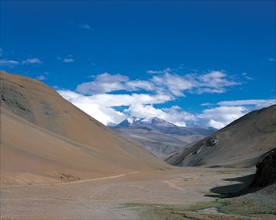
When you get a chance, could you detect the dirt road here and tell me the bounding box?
[1,167,254,219]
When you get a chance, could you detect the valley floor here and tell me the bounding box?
[1,167,275,220]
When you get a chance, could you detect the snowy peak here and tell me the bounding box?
[142,117,176,127]
[117,116,141,127]
[127,116,141,124]
[116,116,177,127]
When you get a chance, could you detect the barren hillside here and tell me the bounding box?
[166,105,276,168]
[0,72,168,185]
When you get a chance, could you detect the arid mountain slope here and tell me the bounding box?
[166,105,276,168]
[0,72,167,185]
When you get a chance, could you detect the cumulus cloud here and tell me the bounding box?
[196,99,276,129]
[149,69,239,96]
[59,84,275,128]
[76,73,128,94]
[198,106,247,129]
[22,58,43,65]
[76,72,154,94]
[56,69,274,128]
[58,89,194,126]
[193,71,239,94]
[58,90,172,125]
[152,71,193,96]
[60,70,241,126]
[76,70,237,97]
[59,90,171,108]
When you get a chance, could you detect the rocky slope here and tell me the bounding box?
[165,105,276,168]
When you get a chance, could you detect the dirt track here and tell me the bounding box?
[1,167,254,219]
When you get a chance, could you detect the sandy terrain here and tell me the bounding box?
[1,167,255,219]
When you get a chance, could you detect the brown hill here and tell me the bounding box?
[165,105,276,168]
[0,72,167,185]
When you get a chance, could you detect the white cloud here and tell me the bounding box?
[241,72,254,80]
[152,72,193,96]
[78,24,91,30]
[218,99,276,108]
[125,104,195,127]
[59,90,171,107]
[59,85,275,128]
[76,70,238,98]
[1,57,43,68]
[76,73,128,94]
[63,58,74,63]
[56,69,274,128]
[0,59,20,66]
[76,72,154,94]
[146,70,164,74]
[125,104,167,120]
[195,88,225,94]
[196,99,276,129]
[151,69,239,96]
[37,75,46,81]
[58,90,172,125]
[208,119,226,129]
[192,71,239,94]
[58,88,195,127]
[125,80,154,91]
[22,58,43,65]
[198,106,247,129]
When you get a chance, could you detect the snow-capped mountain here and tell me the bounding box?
[116,116,141,127]
[116,117,177,128]
[111,117,216,158]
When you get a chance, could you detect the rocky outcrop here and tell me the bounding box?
[250,148,276,187]
[206,137,218,146]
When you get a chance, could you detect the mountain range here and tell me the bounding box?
[111,116,216,157]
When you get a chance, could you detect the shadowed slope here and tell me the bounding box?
[166,105,276,168]
[0,72,168,185]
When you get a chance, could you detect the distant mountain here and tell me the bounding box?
[111,117,216,158]
[165,105,276,168]
[117,116,176,128]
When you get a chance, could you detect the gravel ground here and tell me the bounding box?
[1,167,256,220]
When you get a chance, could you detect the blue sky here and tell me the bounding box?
[1,1,275,128]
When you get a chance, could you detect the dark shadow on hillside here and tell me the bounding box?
[206,174,267,198]
[208,148,276,198]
